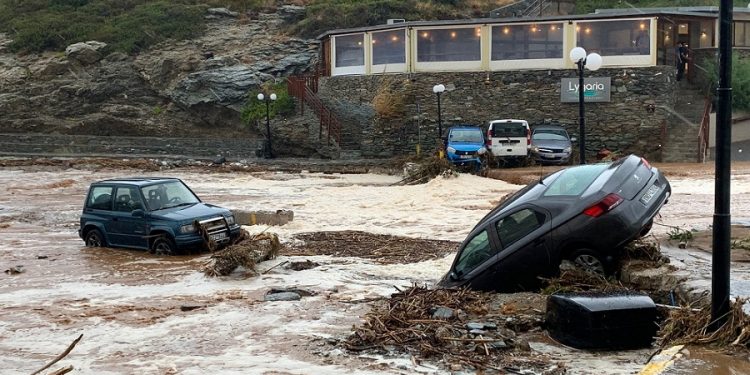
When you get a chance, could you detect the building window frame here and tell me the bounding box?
[332,33,366,76]
[489,21,566,70]
[573,17,655,67]
[413,25,483,72]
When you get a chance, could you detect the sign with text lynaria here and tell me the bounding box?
[560,77,611,103]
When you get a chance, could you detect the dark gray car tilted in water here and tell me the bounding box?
[438,155,670,292]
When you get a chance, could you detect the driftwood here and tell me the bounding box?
[47,366,73,375]
[31,334,82,375]
[202,231,281,277]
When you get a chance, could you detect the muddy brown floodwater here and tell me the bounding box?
[1,162,750,374]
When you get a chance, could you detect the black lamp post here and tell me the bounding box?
[433,84,446,139]
[569,47,602,164]
[257,92,277,159]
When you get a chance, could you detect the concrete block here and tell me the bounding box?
[232,209,294,226]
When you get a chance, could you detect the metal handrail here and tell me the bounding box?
[697,97,712,163]
[286,75,341,145]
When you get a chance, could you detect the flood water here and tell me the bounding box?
[1,165,749,374]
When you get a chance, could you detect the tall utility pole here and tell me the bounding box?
[711,0,733,331]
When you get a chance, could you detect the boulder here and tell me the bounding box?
[278,5,306,23]
[65,41,107,65]
[207,8,239,18]
[171,65,273,108]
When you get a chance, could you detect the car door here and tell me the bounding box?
[109,186,149,249]
[488,206,552,291]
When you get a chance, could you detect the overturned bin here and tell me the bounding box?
[545,292,657,350]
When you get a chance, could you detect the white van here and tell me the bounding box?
[486,119,530,162]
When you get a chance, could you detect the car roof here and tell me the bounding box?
[449,125,482,130]
[92,177,181,186]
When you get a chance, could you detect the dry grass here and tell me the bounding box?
[372,77,406,120]
[658,299,750,349]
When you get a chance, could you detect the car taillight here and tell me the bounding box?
[583,193,624,217]
[486,129,492,147]
[641,157,652,170]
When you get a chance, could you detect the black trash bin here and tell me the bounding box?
[545,292,658,350]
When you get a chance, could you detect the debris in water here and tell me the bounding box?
[658,298,750,348]
[345,285,562,373]
[286,260,320,271]
[4,265,24,275]
[202,230,281,277]
[395,156,456,185]
[540,261,628,295]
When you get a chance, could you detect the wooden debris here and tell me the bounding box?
[345,285,562,373]
[31,334,82,375]
[202,231,281,277]
[394,156,456,185]
[658,298,750,349]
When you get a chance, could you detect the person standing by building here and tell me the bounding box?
[676,42,688,81]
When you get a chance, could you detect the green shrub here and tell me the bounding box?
[703,54,750,112]
[241,82,296,126]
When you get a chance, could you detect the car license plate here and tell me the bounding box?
[641,185,659,204]
[459,155,472,159]
[210,232,228,242]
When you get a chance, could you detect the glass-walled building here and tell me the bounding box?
[320,8,749,77]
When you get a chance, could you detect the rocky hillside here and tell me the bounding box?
[0,6,315,140]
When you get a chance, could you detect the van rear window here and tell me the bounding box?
[491,123,527,137]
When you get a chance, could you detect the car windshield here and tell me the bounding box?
[141,180,200,211]
[543,164,609,196]
[491,123,526,137]
[533,129,568,141]
[450,129,483,143]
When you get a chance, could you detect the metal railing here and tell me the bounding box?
[521,0,546,17]
[697,97,712,163]
[287,75,341,145]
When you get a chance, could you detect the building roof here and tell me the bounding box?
[317,8,722,39]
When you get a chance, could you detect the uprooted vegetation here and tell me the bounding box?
[658,298,750,349]
[394,155,457,185]
[345,285,563,374]
[202,230,282,276]
[286,231,458,264]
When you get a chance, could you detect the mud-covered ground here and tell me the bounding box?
[1,159,750,374]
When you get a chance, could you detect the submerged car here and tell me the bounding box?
[529,125,575,165]
[445,125,487,172]
[79,177,241,255]
[438,155,670,292]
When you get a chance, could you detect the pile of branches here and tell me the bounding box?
[202,230,281,277]
[286,231,458,264]
[395,156,456,185]
[541,262,629,295]
[346,285,562,373]
[624,236,670,265]
[658,299,750,349]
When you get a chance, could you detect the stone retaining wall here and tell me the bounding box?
[320,67,679,161]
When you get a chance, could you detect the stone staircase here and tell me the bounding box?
[662,83,708,162]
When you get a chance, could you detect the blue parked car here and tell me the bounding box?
[445,126,487,172]
[79,177,241,255]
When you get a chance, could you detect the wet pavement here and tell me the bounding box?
[1,164,750,374]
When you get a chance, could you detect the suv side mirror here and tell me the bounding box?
[132,209,145,218]
[449,271,459,281]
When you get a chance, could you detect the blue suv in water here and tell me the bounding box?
[445,126,487,171]
[79,177,241,255]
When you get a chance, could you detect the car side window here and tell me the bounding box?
[114,187,144,212]
[495,208,545,248]
[454,230,494,277]
[87,186,113,211]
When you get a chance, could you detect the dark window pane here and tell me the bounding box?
[496,209,545,248]
[577,20,651,56]
[88,186,113,210]
[417,27,481,62]
[372,29,405,65]
[492,23,563,60]
[335,34,364,67]
[455,230,493,276]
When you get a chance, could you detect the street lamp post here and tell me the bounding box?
[257,92,277,159]
[433,84,446,139]
[569,47,602,164]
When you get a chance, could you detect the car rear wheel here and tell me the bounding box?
[84,229,106,247]
[568,249,607,276]
[151,236,176,256]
